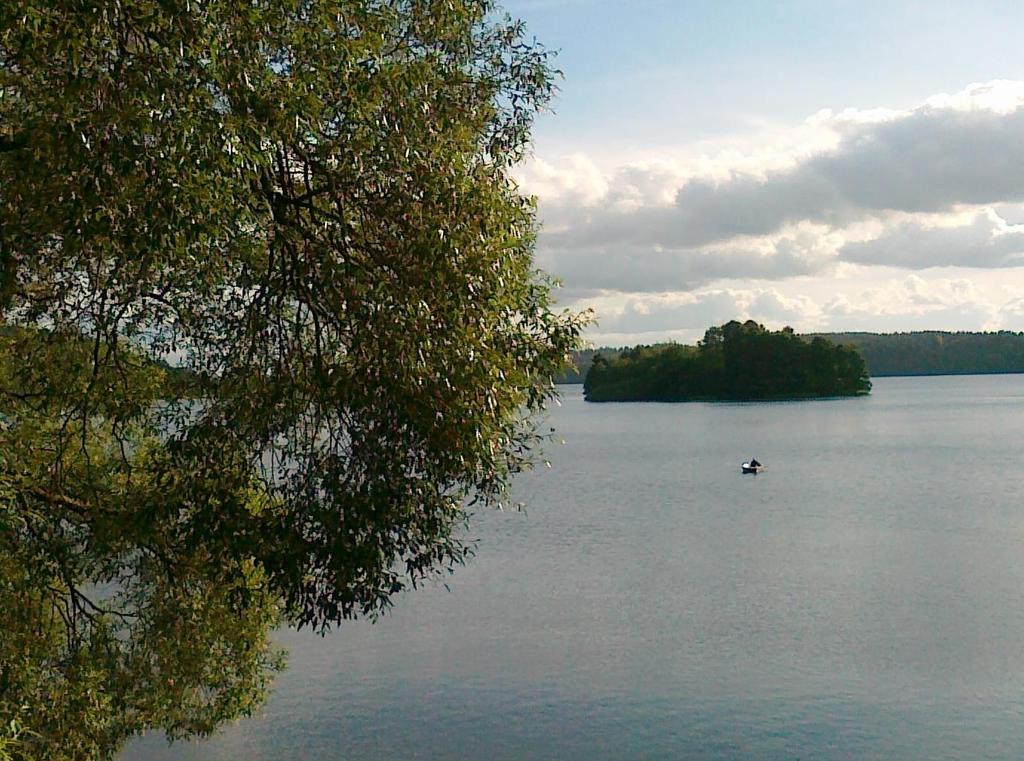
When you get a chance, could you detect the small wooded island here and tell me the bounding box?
[584,320,872,402]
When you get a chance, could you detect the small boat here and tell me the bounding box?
[741,461,764,474]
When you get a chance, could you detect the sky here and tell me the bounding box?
[501,0,1024,345]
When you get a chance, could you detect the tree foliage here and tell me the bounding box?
[0,1,583,756]
[584,320,871,402]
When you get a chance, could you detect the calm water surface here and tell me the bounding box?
[124,375,1024,760]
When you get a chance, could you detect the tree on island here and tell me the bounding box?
[584,320,871,402]
[0,2,585,757]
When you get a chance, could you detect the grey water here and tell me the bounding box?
[124,375,1024,760]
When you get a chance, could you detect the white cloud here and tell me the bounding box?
[576,271,1024,345]
[516,153,610,211]
[821,274,1001,332]
[840,209,1024,269]
[998,297,1024,330]
[546,99,1024,251]
[525,81,1024,304]
[538,223,836,296]
[589,287,822,343]
[922,80,1024,115]
[526,81,1024,343]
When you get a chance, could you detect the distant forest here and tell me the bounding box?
[557,330,1024,383]
[808,331,1024,376]
[583,321,871,402]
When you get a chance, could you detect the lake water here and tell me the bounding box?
[123,375,1024,760]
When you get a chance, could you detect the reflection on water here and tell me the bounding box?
[124,375,1024,760]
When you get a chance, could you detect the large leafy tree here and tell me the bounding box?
[0,1,584,756]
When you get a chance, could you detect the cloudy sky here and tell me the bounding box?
[504,0,1024,345]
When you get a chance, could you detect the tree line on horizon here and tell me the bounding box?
[559,329,1024,383]
[809,331,1024,376]
[583,320,871,402]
